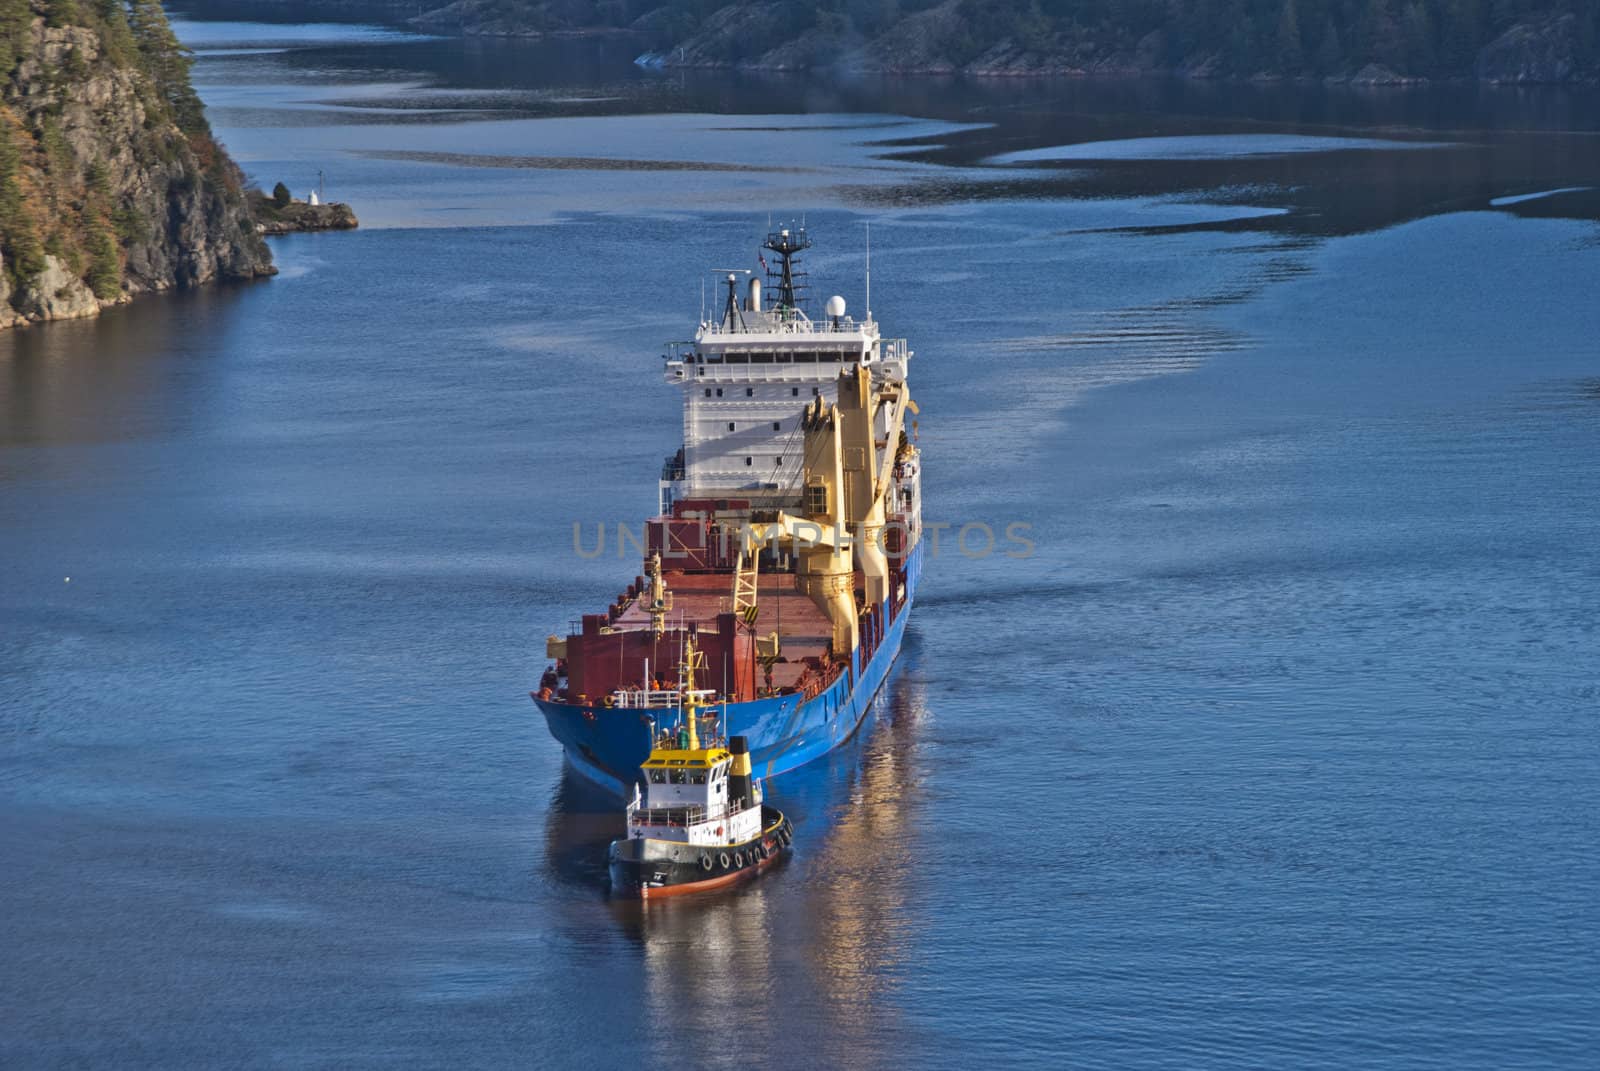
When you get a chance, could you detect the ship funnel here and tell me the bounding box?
[728,736,753,808]
[747,276,762,312]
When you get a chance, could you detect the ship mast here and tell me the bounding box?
[763,227,811,312]
[680,633,704,750]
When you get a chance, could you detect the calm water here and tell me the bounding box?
[3,11,1599,1068]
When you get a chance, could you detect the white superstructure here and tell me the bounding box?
[658,228,912,515]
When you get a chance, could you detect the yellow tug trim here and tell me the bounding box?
[642,748,731,768]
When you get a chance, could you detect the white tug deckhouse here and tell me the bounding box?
[608,636,794,898]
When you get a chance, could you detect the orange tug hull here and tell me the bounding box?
[609,806,793,900]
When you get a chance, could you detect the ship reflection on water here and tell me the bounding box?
[539,638,930,1058]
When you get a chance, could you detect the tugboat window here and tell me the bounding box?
[649,770,666,784]
[669,769,687,785]
[691,772,706,784]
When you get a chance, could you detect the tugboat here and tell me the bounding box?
[609,635,794,899]
[533,226,924,796]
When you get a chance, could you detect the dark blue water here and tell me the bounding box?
[3,15,1598,1068]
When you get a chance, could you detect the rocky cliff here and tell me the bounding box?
[1,2,272,331]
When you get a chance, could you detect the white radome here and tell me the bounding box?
[825,295,846,319]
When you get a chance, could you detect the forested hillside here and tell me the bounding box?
[409,0,1600,82]
[1,1,270,329]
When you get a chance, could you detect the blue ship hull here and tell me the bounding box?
[535,539,924,797]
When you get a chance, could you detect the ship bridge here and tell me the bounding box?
[660,227,911,514]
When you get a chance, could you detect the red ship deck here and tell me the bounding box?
[609,570,833,693]
[545,499,907,708]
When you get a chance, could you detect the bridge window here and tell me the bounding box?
[792,387,800,397]
[691,772,706,784]
[775,457,783,467]
[716,388,723,397]
[745,457,753,466]
[669,769,687,785]
[728,422,735,432]
[704,388,711,397]
[649,770,666,784]
[746,388,754,397]
[772,422,781,431]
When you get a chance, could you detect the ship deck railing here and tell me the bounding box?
[609,687,718,710]
[627,802,732,828]
[628,781,762,830]
[695,313,871,337]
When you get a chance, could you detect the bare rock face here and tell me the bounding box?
[14,255,100,323]
[653,2,810,67]
[859,0,965,75]
[0,253,18,329]
[1348,63,1425,85]
[2,8,273,331]
[1476,14,1583,84]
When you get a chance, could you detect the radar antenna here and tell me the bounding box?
[763,226,812,313]
[716,269,751,330]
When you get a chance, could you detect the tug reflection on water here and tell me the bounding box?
[578,650,930,1061]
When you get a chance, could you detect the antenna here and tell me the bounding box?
[865,220,872,323]
[716,270,749,330]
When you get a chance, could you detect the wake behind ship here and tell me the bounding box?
[533,227,924,795]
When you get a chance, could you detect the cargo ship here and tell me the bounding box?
[532,226,924,796]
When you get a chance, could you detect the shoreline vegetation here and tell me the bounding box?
[403,0,1600,86]
[1,1,273,331]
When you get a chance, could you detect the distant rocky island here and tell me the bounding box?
[1,1,272,331]
[400,0,1599,85]
[247,184,359,234]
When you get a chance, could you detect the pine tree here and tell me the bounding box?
[1278,0,1306,72]
[127,0,206,135]
[0,108,46,283]
[1315,16,1345,73]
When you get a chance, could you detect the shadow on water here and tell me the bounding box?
[0,281,257,456]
